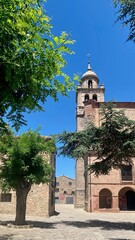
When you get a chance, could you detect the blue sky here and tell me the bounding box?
[19,0,135,179]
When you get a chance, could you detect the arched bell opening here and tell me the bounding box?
[84,94,89,101]
[88,80,92,89]
[93,94,97,101]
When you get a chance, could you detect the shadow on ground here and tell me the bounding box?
[0,220,56,229]
[0,219,135,231]
[0,235,14,240]
[62,219,135,231]
[109,239,133,240]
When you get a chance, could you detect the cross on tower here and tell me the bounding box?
[87,53,91,70]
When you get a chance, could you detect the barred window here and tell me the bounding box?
[0,193,12,202]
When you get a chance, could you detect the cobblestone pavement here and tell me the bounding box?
[0,204,135,240]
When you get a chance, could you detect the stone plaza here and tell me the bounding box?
[0,204,135,240]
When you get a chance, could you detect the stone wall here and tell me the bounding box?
[0,182,55,217]
[55,176,75,204]
[0,152,56,217]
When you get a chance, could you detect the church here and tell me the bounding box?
[75,61,135,212]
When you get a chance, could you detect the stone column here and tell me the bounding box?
[112,195,119,212]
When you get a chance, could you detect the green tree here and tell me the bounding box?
[0,0,76,131]
[58,103,135,175]
[113,0,135,42]
[0,129,55,225]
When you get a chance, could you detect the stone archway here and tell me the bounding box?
[99,188,112,209]
[119,187,135,211]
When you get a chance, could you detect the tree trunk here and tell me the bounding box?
[15,182,31,225]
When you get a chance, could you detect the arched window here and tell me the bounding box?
[88,80,92,88]
[84,94,89,101]
[93,94,97,101]
[99,188,112,209]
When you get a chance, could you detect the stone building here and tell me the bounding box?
[55,176,75,204]
[75,61,135,212]
[0,152,56,217]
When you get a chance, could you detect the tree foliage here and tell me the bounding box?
[0,129,55,225]
[0,0,76,131]
[58,103,135,176]
[113,0,135,42]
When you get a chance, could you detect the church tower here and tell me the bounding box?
[75,61,105,208]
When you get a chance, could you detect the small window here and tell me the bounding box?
[55,188,59,192]
[0,193,12,202]
[64,191,67,194]
[121,165,132,181]
[55,197,59,200]
[72,191,75,194]
[69,182,72,186]
[56,182,59,187]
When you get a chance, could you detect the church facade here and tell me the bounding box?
[75,62,135,212]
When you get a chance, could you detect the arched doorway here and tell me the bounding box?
[119,187,135,211]
[126,190,135,210]
[99,188,112,209]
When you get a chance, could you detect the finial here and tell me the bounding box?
[87,53,92,70]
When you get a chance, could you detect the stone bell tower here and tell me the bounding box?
[75,60,105,208]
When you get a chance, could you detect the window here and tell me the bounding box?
[64,191,67,194]
[55,188,59,192]
[72,191,75,195]
[69,182,72,186]
[55,197,59,200]
[56,182,59,187]
[121,165,132,181]
[0,193,12,202]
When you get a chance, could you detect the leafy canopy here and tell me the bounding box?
[113,0,135,42]
[58,103,135,176]
[0,129,55,191]
[0,0,76,131]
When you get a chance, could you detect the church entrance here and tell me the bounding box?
[119,187,135,211]
[126,190,135,210]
